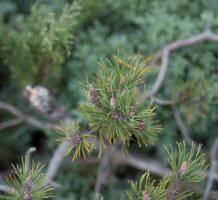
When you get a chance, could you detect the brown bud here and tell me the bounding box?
[137,122,144,131]
[110,96,116,110]
[179,160,188,176]
[120,77,126,85]
[129,107,138,118]
[88,84,99,105]
[143,191,151,200]
[69,134,82,145]
[166,178,182,200]
[111,111,119,120]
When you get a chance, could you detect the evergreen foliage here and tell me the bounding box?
[0,0,217,199]
[69,53,161,156]
[0,0,81,89]
[0,158,53,200]
[57,121,94,160]
[125,142,207,200]
[125,172,167,200]
[56,53,161,159]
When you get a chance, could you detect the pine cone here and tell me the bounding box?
[110,96,116,110]
[137,122,144,131]
[166,177,182,200]
[69,134,82,145]
[179,161,188,176]
[143,191,152,200]
[88,84,99,105]
[129,106,138,118]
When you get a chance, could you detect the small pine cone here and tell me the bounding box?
[110,96,116,110]
[129,107,138,118]
[137,122,144,131]
[70,134,82,145]
[143,191,152,200]
[88,84,99,105]
[24,176,32,200]
[166,177,182,200]
[120,77,126,85]
[111,111,119,120]
[179,161,188,176]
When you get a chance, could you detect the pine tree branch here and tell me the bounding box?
[172,105,196,147]
[25,147,37,171]
[94,148,112,200]
[0,118,23,130]
[43,140,71,186]
[151,96,175,106]
[113,151,171,177]
[149,96,197,146]
[203,138,218,200]
[0,100,69,187]
[0,101,57,130]
[147,28,218,97]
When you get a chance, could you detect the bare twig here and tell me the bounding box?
[94,149,112,200]
[203,138,218,200]
[148,28,218,97]
[25,147,37,170]
[113,151,171,177]
[148,49,169,97]
[0,118,23,130]
[0,101,57,130]
[151,96,175,106]
[43,140,71,186]
[172,105,196,147]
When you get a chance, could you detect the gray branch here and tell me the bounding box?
[43,140,71,186]
[0,101,57,130]
[203,138,218,200]
[172,105,196,147]
[148,28,218,97]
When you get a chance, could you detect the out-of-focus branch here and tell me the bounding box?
[147,49,169,97]
[147,28,218,97]
[113,151,171,177]
[0,101,57,130]
[43,140,71,186]
[94,149,112,200]
[25,147,37,170]
[151,96,175,106]
[0,100,69,187]
[203,138,218,200]
[172,105,196,147]
[0,118,23,130]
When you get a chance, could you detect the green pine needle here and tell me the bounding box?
[0,159,53,200]
[80,53,161,154]
[125,172,168,200]
[57,121,95,160]
[165,141,207,183]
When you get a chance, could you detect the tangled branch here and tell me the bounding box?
[148,28,218,97]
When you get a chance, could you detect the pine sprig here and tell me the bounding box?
[80,53,161,154]
[57,121,95,160]
[124,141,207,200]
[0,159,53,200]
[165,141,207,183]
[165,141,207,200]
[125,172,168,200]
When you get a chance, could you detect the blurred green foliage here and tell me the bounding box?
[1,0,218,199]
